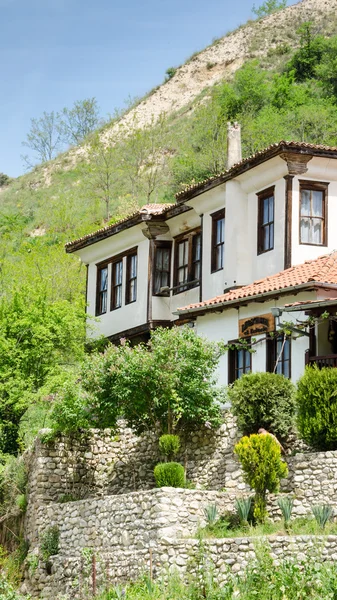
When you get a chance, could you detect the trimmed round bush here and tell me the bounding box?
[154,462,185,488]
[297,366,337,450]
[159,434,180,459]
[227,372,296,439]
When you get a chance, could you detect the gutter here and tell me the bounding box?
[174,282,337,317]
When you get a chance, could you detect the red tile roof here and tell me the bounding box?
[65,203,174,253]
[177,252,337,315]
[175,141,337,201]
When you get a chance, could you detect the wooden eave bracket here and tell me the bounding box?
[141,218,170,240]
[280,152,313,175]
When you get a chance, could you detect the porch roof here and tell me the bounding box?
[177,252,337,317]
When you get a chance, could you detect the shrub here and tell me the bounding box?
[234,434,288,522]
[203,504,218,526]
[165,67,177,81]
[296,366,337,450]
[311,504,333,529]
[235,497,252,525]
[227,372,296,439]
[154,462,185,488]
[159,434,180,460]
[278,495,294,526]
[40,525,60,561]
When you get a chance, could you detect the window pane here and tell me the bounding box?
[216,218,224,244]
[269,223,274,249]
[312,191,323,217]
[301,190,311,216]
[101,291,107,314]
[130,255,137,278]
[283,339,290,360]
[193,234,201,261]
[116,286,122,308]
[162,248,170,271]
[263,198,269,224]
[312,218,322,244]
[300,218,310,243]
[244,350,251,371]
[263,225,269,250]
[100,267,108,291]
[268,196,274,221]
[216,246,223,270]
[237,350,243,371]
[178,241,187,266]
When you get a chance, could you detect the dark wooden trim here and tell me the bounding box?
[173,227,201,295]
[200,214,203,302]
[257,186,275,256]
[298,180,328,247]
[309,323,316,358]
[107,320,172,344]
[152,240,172,296]
[284,175,294,270]
[125,250,137,305]
[147,240,153,322]
[85,264,89,314]
[96,246,137,268]
[110,258,123,311]
[211,209,225,273]
[95,263,108,316]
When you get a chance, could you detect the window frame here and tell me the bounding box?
[110,258,123,311]
[257,186,275,255]
[125,251,137,305]
[95,263,109,316]
[299,180,328,247]
[152,241,172,297]
[173,228,201,295]
[211,209,225,273]
[266,333,291,378]
[228,339,252,384]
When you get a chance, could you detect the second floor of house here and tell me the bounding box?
[66,139,337,340]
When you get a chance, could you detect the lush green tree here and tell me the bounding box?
[0,288,85,453]
[227,372,296,440]
[0,173,11,187]
[235,433,288,522]
[252,0,287,19]
[59,97,101,145]
[316,36,337,98]
[287,23,325,82]
[297,366,337,450]
[21,111,62,167]
[51,326,224,436]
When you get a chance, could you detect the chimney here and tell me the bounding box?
[227,122,242,169]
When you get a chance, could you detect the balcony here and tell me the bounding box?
[305,352,337,369]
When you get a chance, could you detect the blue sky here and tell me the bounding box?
[1,0,296,177]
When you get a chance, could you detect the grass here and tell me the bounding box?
[200,515,337,539]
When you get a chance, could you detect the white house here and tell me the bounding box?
[65,125,337,384]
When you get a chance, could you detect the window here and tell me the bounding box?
[228,341,251,383]
[174,229,201,294]
[267,334,291,378]
[211,209,225,272]
[153,242,172,296]
[126,252,137,304]
[111,259,123,310]
[257,187,274,254]
[96,265,108,315]
[299,181,328,246]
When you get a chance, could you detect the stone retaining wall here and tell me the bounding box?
[25,535,337,599]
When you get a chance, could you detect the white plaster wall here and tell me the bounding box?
[84,228,150,339]
[196,291,316,386]
[291,158,337,266]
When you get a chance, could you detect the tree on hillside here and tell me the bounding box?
[0,173,11,187]
[86,132,121,220]
[252,0,287,18]
[21,111,63,167]
[59,97,101,146]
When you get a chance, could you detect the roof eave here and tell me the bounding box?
[175,282,337,318]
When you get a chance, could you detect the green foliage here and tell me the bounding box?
[0,173,11,187]
[252,0,287,19]
[287,23,325,81]
[0,288,85,453]
[59,97,101,145]
[296,366,337,450]
[153,462,185,488]
[165,67,177,81]
[311,504,333,529]
[15,494,27,513]
[0,455,27,517]
[235,497,252,525]
[203,504,218,526]
[227,371,296,439]
[278,495,294,526]
[234,434,288,522]
[0,571,29,600]
[75,326,223,437]
[158,434,180,460]
[40,525,60,561]
[49,381,96,437]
